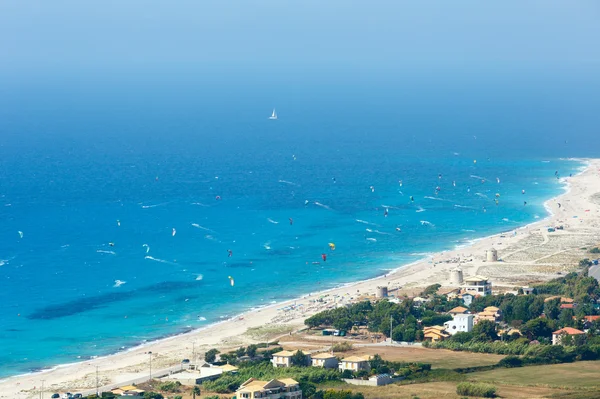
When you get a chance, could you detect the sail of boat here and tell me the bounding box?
[269,109,277,120]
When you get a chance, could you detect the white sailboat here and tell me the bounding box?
[269,109,278,120]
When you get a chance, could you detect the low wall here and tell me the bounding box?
[342,376,403,386]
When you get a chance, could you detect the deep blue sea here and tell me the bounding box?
[0,71,597,377]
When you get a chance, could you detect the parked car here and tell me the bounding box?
[181,358,190,364]
[51,395,60,399]
[73,394,83,399]
[61,394,72,399]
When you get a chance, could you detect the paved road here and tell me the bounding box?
[77,364,188,396]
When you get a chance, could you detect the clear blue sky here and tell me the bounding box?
[1,1,599,77]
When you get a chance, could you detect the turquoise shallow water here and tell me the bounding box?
[0,76,588,377]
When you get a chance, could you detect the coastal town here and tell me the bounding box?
[11,157,600,399]
[40,254,600,399]
[3,159,600,399]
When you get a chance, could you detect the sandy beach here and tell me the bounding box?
[3,158,600,398]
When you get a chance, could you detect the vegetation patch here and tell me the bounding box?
[456,382,497,398]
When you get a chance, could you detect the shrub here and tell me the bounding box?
[322,390,364,399]
[143,393,164,399]
[174,396,183,399]
[202,362,341,393]
[341,369,354,379]
[246,344,258,357]
[332,342,353,352]
[290,350,309,366]
[590,247,600,254]
[157,381,181,392]
[456,382,496,397]
[497,355,523,368]
[205,348,220,363]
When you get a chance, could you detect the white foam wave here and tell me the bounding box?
[191,223,215,232]
[475,192,489,199]
[420,220,435,227]
[470,175,487,181]
[204,235,220,242]
[355,219,380,227]
[267,218,279,224]
[97,250,116,255]
[416,206,426,213]
[191,202,209,207]
[113,280,126,287]
[314,201,332,210]
[141,202,167,209]
[144,256,176,265]
[366,238,377,242]
[366,229,391,235]
[278,179,299,186]
[461,229,476,232]
[263,242,272,250]
[196,274,204,281]
[424,196,452,202]
[198,316,207,321]
[454,204,477,210]
[142,244,150,253]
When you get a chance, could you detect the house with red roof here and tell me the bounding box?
[552,327,585,345]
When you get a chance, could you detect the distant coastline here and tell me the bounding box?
[0,159,588,394]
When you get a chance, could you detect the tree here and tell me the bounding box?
[291,350,308,366]
[299,381,317,398]
[341,369,353,379]
[143,393,164,399]
[369,354,384,370]
[191,386,201,399]
[205,348,220,363]
[421,284,441,297]
[246,344,258,358]
[559,308,575,328]
[472,320,498,341]
[333,317,353,332]
[236,346,246,357]
[449,331,474,343]
[521,317,554,340]
[544,298,561,320]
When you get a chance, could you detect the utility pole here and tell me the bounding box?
[95,365,99,396]
[389,315,393,344]
[331,331,334,354]
[40,380,45,399]
[149,351,153,380]
[192,342,196,368]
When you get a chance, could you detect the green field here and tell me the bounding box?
[469,360,600,389]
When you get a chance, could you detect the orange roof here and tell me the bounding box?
[584,315,600,322]
[478,311,498,317]
[424,329,450,338]
[484,306,500,312]
[544,296,574,303]
[448,306,468,314]
[560,304,575,309]
[553,327,585,335]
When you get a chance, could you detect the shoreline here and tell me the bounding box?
[2,158,598,398]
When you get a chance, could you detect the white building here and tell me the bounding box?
[310,353,338,369]
[443,314,474,335]
[271,350,295,368]
[236,378,302,399]
[460,293,474,306]
[271,350,310,367]
[462,276,492,297]
[339,356,371,372]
